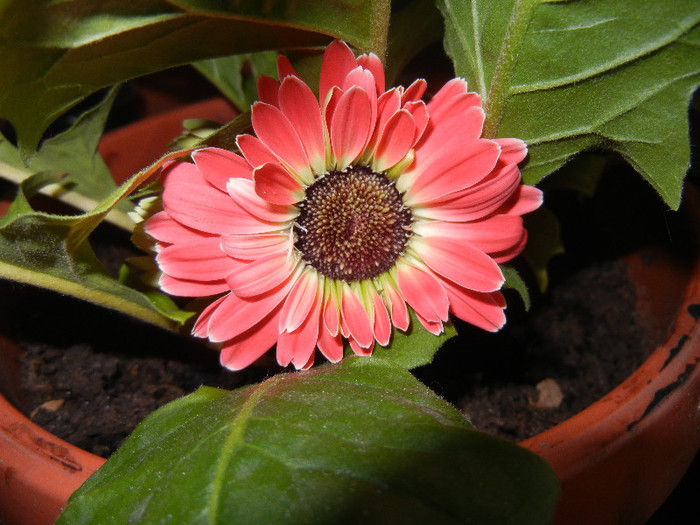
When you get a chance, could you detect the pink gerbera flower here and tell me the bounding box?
[145,40,542,370]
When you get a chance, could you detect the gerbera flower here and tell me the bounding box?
[145,40,542,370]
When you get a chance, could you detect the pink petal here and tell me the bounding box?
[418,99,485,159]
[192,148,253,192]
[323,293,340,336]
[253,162,305,205]
[256,74,280,106]
[357,52,385,94]
[156,237,234,281]
[317,323,343,363]
[370,288,392,346]
[251,102,312,182]
[427,78,481,123]
[414,164,521,222]
[207,275,296,342]
[414,311,444,335]
[413,215,524,255]
[365,88,401,153]
[396,263,449,323]
[162,181,246,235]
[491,229,528,264]
[236,134,279,169]
[402,79,427,103]
[493,138,528,166]
[349,337,374,356]
[386,285,409,331]
[278,269,318,333]
[319,40,358,106]
[372,109,416,172]
[220,306,282,371]
[497,185,543,216]
[160,274,229,297]
[405,139,500,204]
[403,100,429,146]
[413,236,504,293]
[442,279,506,332]
[193,295,227,338]
[330,86,373,169]
[226,252,298,297]
[341,285,374,348]
[161,159,199,185]
[277,54,298,80]
[220,232,290,260]
[277,286,321,368]
[227,178,297,222]
[278,75,326,174]
[145,211,204,244]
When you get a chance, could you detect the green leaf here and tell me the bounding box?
[501,265,531,310]
[0,149,196,329]
[193,51,279,111]
[0,0,391,157]
[0,86,135,228]
[57,357,559,525]
[439,0,700,209]
[369,310,457,369]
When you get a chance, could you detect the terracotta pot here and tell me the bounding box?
[1,99,699,525]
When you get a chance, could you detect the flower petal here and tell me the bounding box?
[227,178,297,222]
[497,185,543,216]
[193,294,227,338]
[370,288,392,346]
[278,75,326,175]
[256,74,280,107]
[207,274,296,342]
[220,306,282,371]
[426,78,481,123]
[442,279,506,332]
[402,79,427,103]
[162,181,250,235]
[404,139,500,204]
[330,86,373,169]
[277,284,322,368]
[372,109,416,173]
[159,274,229,297]
[413,215,524,255]
[357,52,385,95]
[319,40,358,106]
[251,101,313,183]
[253,162,305,205]
[412,236,504,293]
[317,323,343,363]
[220,232,291,260]
[278,268,319,333]
[156,237,234,281]
[226,252,298,298]
[192,147,253,192]
[493,138,528,166]
[236,134,279,169]
[145,211,203,244]
[396,263,449,323]
[386,285,409,331]
[341,285,373,348]
[412,164,521,222]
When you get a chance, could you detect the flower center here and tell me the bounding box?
[294,166,413,282]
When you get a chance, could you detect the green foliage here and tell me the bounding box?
[0,147,195,329]
[0,0,391,157]
[439,0,700,209]
[57,358,559,525]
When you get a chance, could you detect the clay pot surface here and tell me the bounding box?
[1,99,698,525]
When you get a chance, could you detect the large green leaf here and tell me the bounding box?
[0,0,391,157]
[439,0,700,209]
[0,149,195,329]
[57,357,559,525]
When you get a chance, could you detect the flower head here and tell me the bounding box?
[145,40,542,370]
